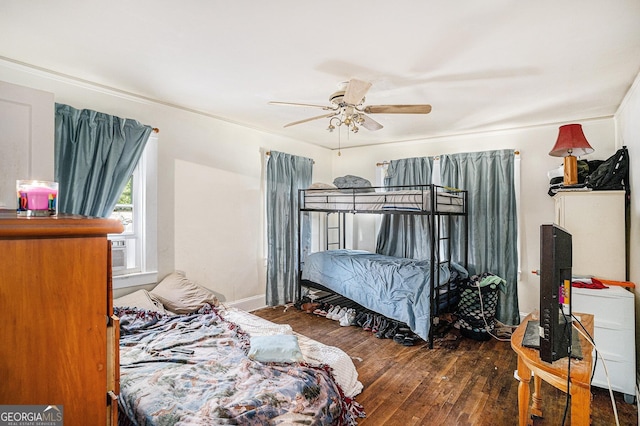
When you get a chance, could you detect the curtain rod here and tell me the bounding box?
[265,151,315,164]
[152,127,159,133]
[376,150,520,166]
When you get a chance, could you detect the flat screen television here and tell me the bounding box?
[539,223,573,363]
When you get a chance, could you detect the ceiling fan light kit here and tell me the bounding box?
[269,78,432,134]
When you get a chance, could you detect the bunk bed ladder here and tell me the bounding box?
[428,196,463,348]
[325,212,346,250]
[439,215,453,308]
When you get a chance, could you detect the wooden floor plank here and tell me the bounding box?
[251,306,638,425]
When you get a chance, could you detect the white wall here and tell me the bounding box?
[614,69,640,375]
[0,61,333,306]
[328,119,618,318]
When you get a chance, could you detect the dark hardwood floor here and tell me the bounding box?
[252,305,638,426]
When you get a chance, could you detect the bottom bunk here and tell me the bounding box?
[299,249,468,345]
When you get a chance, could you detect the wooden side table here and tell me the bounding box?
[511,312,594,426]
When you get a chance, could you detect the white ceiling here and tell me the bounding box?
[2,1,640,150]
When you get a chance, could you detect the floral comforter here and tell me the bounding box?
[116,305,363,425]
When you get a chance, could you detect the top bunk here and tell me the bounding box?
[299,184,467,215]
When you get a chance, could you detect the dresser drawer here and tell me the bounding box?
[591,354,636,395]
[582,326,635,395]
[572,286,634,329]
[571,285,636,396]
[588,326,634,362]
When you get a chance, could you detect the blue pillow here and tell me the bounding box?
[248,335,304,363]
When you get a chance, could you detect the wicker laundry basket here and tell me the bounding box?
[457,273,501,341]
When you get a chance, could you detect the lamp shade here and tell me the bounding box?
[549,124,594,157]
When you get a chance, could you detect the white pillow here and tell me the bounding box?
[113,289,168,314]
[150,271,218,314]
[308,182,337,189]
[248,335,304,363]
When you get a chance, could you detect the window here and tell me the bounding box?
[110,174,140,274]
[109,134,158,288]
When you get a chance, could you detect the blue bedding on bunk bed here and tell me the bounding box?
[301,249,459,341]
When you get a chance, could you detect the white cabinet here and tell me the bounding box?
[572,286,636,401]
[554,191,626,281]
[554,191,635,400]
[0,81,54,209]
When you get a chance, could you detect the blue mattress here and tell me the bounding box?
[301,249,458,341]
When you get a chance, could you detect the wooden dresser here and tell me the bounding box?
[0,211,123,425]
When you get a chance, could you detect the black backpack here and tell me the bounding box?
[586,146,629,191]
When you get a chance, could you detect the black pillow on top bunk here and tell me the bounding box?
[333,175,374,192]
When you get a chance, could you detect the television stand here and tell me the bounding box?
[511,312,594,426]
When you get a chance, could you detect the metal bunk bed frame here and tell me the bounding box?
[296,184,468,348]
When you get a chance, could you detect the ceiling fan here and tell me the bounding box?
[269,78,432,133]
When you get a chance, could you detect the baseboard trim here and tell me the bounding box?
[226,294,266,312]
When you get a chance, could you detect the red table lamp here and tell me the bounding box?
[549,124,594,186]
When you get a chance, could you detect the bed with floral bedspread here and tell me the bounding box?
[115,304,363,425]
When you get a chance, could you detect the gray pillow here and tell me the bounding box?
[150,271,218,314]
[333,175,374,192]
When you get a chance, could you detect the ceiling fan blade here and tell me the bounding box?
[364,104,432,114]
[269,101,333,110]
[359,114,383,131]
[343,78,372,105]
[283,112,338,128]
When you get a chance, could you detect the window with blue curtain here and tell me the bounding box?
[376,150,519,326]
[265,151,313,306]
[440,149,519,325]
[54,103,152,218]
[375,156,434,259]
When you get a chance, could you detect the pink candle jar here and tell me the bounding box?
[17,180,58,216]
